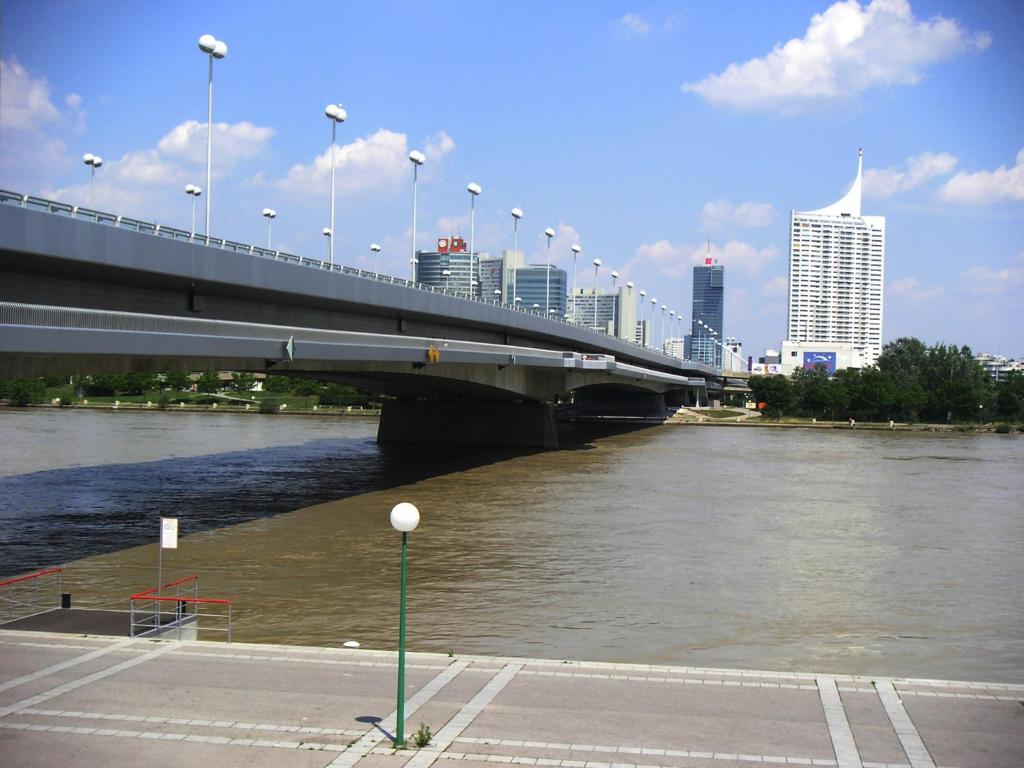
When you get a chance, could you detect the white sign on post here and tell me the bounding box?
[160,517,179,549]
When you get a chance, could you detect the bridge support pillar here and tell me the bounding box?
[377,400,558,449]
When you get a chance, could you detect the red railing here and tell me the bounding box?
[1,567,63,622]
[130,576,232,642]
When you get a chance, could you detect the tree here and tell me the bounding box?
[994,371,1024,421]
[921,344,992,422]
[791,366,831,418]
[196,370,221,394]
[122,372,158,395]
[229,372,257,393]
[291,379,320,397]
[897,383,927,423]
[747,374,793,419]
[163,371,191,391]
[856,368,898,421]
[263,375,293,393]
[877,337,927,390]
[0,378,47,406]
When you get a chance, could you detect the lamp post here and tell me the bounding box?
[510,207,523,306]
[442,268,451,290]
[493,288,501,304]
[322,228,332,261]
[669,310,676,356]
[625,282,634,342]
[370,243,381,274]
[185,185,202,238]
[82,154,103,208]
[467,183,481,298]
[390,502,420,749]
[324,103,348,267]
[592,258,602,331]
[197,34,227,238]
[543,227,555,316]
[660,304,667,352]
[650,297,658,348]
[639,290,647,346]
[570,244,581,322]
[261,208,276,249]
[409,150,426,280]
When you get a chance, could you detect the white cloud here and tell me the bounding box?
[625,238,778,278]
[957,253,1024,294]
[888,276,945,301]
[682,0,990,111]
[700,200,776,228]
[156,120,274,166]
[938,148,1024,205]
[616,13,652,38]
[0,57,60,130]
[864,151,958,197]
[277,129,454,199]
[760,275,789,296]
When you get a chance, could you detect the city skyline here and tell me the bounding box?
[1,1,1020,359]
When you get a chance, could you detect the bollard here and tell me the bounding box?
[61,592,71,609]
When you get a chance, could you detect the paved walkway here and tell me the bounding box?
[0,630,1021,768]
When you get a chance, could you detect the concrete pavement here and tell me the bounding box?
[0,630,1021,768]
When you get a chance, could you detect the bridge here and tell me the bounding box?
[0,191,729,447]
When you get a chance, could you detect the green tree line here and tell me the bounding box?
[0,372,376,407]
[748,338,1023,423]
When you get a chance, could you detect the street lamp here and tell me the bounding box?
[639,290,647,346]
[570,244,581,322]
[544,227,555,316]
[660,304,667,352]
[510,207,523,306]
[390,501,420,749]
[467,182,481,298]
[324,103,348,267]
[493,288,501,304]
[626,282,634,342]
[197,34,227,237]
[650,297,658,348]
[261,208,276,250]
[82,154,103,208]
[184,185,202,238]
[322,228,332,262]
[408,151,426,280]
[442,268,451,290]
[669,310,676,356]
[370,243,382,274]
[592,258,602,331]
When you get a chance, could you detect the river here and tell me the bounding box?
[1,408,1022,683]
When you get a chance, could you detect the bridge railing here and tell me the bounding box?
[0,188,688,364]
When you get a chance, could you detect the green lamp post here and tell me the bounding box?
[390,502,420,748]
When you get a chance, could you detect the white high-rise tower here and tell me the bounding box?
[786,149,885,367]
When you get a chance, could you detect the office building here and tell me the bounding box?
[515,265,567,317]
[415,237,476,294]
[686,257,724,367]
[570,286,636,340]
[786,149,885,367]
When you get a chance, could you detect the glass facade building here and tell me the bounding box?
[687,262,724,367]
[514,265,567,317]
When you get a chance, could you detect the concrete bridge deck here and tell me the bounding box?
[0,630,1020,768]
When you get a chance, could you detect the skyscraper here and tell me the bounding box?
[786,150,885,367]
[685,257,724,368]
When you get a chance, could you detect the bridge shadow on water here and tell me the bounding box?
[0,420,659,577]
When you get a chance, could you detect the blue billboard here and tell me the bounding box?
[803,351,837,375]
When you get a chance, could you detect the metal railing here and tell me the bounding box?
[0,188,686,363]
[0,567,63,623]
[130,575,232,642]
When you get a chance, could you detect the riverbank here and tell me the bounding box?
[1,630,1020,767]
[0,402,381,417]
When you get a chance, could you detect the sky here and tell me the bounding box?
[1,0,1021,359]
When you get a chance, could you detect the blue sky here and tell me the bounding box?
[2,0,1021,358]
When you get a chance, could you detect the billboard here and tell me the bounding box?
[437,237,467,254]
[803,351,837,375]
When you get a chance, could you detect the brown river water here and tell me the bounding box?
[1,409,1022,682]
